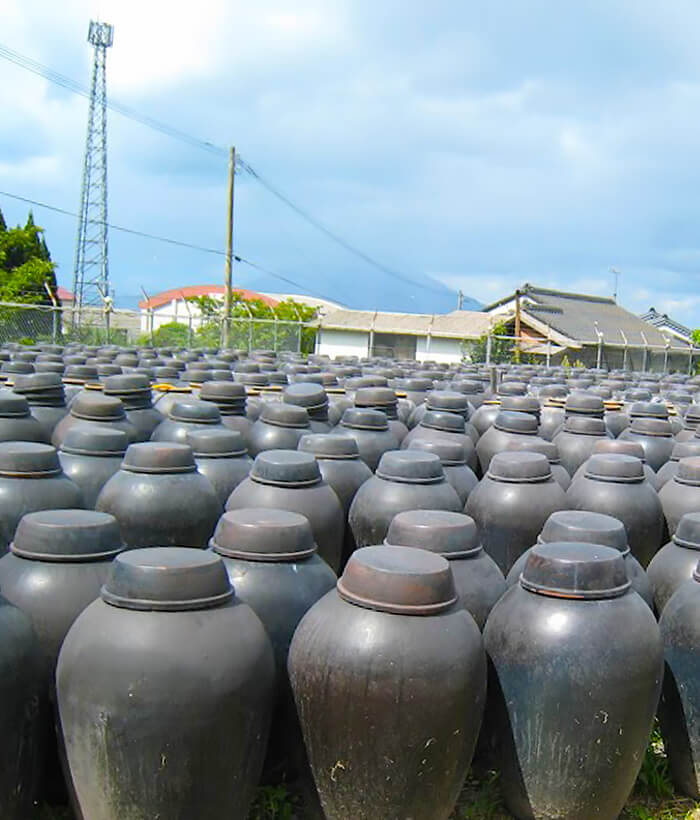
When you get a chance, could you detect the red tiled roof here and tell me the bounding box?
[56,286,74,302]
[138,285,278,310]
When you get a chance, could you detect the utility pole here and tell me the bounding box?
[514,288,522,364]
[457,290,463,310]
[610,267,621,303]
[223,146,236,349]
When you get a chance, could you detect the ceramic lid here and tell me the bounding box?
[521,542,629,599]
[210,508,317,561]
[674,513,700,549]
[538,385,569,399]
[675,457,700,487]
[629,401,668,419]
[385,510,481,558]
[376,450,445,484]
[64,365,99,382]
[102,374,151,395]
[624,389,653,402]
[671,440,700,461]
[0,441,61,476]
[562,416,608,436]
[283,383,328,410]
[628,417,673,437]
[236,373,270,387]
[182,368,213,383]
[488,451,551,483]
[153,367,180,381]
[592,439,644,460]
[394,377,432,391]
[250,449,321,487]
[684,405,700,423]
[260,403,310,429]
[122,442,196,474]
[298,433,360,460]
[199,381,247,402]
[0,391,31,417]
[168,400,221,424]
[493,410,538,434]
[60,426,128,456]
[565,392,604,415]
[501,437,560,463]
[498,382,527,396]
[584,453,644,483]
[70,392,126,422]
[12,509,123,561]
[186,428,247,457]
[406,437,466,466]
[233,362,260,373]
[340,407,389,431]
[12,372,63,393]
[1,362,33,374]
[353,387,398,408]
[337,544,457,615]
[35,362,65,374]
[101,547,233,611]
[500,396,540,415]
[420,410,465,433]
[539,510,628,554]
[425,391,470,412]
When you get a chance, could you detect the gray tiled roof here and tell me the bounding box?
[318,308,492,339]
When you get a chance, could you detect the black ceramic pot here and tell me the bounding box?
[332,408,399,472]
[52,392,137,449]
[469,400,501,438]
[353,387,408,443]
[12,372,68,439]
[465,451,568,575]
[57,548,275,819]
[247,403,311,456]
[408,391,477,443]
[648,513,700,614]
[505,509,653,607]
[0,390,49,443]
[226,450,344,572]
[659,457,700,538]
[288,545,486,820]
[553,416,611,476]
[402,410,478,471]
[657,439,700,487]
[349,450,463,548]
[406,437,479,504]
[102,374,162,441]
[96,442,222,548]
[675,405,700,442]
[485,542,663,820]
[151,399,231,444]
[572,438,660,489]
[58,426,128,509]
[619,417,675,472]
[283,383,331,434]
[185,428,252,505]
[385,510,505,629]
[476,410,544,474]
[198,380,253,444]
[567,453,665,567]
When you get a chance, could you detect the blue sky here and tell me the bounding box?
[3,1,700,323]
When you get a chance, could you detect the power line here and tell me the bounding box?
[0,41,450,297]
[0,190,339,304]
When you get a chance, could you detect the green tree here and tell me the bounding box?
[463,322,513,363]
[137,321,191,348]
[0,209,58,305]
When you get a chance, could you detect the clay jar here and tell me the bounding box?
[659,457,700,537]
[210,509,336,775]
[385,510,505,629]
[102,374,162,441]
[288,545,486,820]
[408,391,476,443]
[554,415,610,476]
[52,392,137,449]
[567,453,665,567]
[675,404,700,442]
[406,437,479,504]
[470,399,501,437]
[333,408,399,472]
[648,513,700,613]
[247,403,311,457]
[619,417,675,472]
[485,543,663,820]
[96,442,222,548]
[57,548,275,820]
[226,450,344,572]
[151,399,230,444]
[12,372,67,439]
[465,451,567,574]
[349,450,463,548]
[0,442,84,553]
[402,410,478,472]
[498,437,570,490]
[476,410,544,474]
[572,438,660,489]
[505,509,653,607]
[298,434,372,568]
[198,381,253,444]
[187,428,252,505]
[353,387,407,442]
[59,426,128,508]
[283,383,331,434]
[657,439,700,487]
[0,390,48,443]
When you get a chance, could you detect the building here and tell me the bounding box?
[260,293,345,316]
[316,308,493,363]
[485,284,694,370]
[138,285,278,333]
[641,307,693,345]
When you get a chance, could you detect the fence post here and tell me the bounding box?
[485,333,493,366]
[689,345,694,376]
[664,342,670,373]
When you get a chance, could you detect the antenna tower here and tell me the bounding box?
[72,20,114,324]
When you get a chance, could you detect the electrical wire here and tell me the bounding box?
[0,190,339,304]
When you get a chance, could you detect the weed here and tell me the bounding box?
[636,725,674,801]
[455,770,509,820]
[248,783,299,820]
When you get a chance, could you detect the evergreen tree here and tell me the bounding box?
[0,210,57,304]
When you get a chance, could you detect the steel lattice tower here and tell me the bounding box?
[72,20,114,322]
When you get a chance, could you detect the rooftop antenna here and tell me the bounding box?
[609,267,621,303]
[72,20,114,327]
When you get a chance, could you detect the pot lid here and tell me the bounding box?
[562,416,608,436]
[385,510,480,558]
[260,403,310,429]
[425,391,469,413]
[60,425,128,456]
[283,383,328,411]
[671,440,700,462]
[153,367,179,381]
[102,374,151,395]
[64,365,99,382]
[340,407,389,431]
[199,381,247,402]
[584,453,644,483]
[675,456,700,487]
[102,547,233,611]
[0,441,62,476]
[376,450,445,484]
[420,410,465,433]
[539,510,628,553]
[70,392,126,422]
[233,362,260,373]
[12,372,63,393]
[122,442,196,474]
[674,513,700,549]
[168,400,221,424]
[521,542,630,599]
[337,544,457,615]
[406,437,466,466]
[488,451,551,483]
[353,387,397,408]
[501,437,560,463]
[186,428,247,457]
[624,389,653,402]
[592,439,644,460]
[12,509,123,561]
[394,377,432,391]
[35,362,65,374]
[684,405,700,423]
[565,392,604,415]
[494,410,538,434]
[0,390,31,417]
[588,386,613,399]
[298,433,360,460]
[500,396,540,415]
[538,385,569,399]
[449,380,482,395]
[497,381,527,396]
[211,508,317,561]
[1,362,34,374]
[629,401,668,419]
[182,368,213,383]
[628,417,673,437]
[251,449,321,487]
[236,373,270,387]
